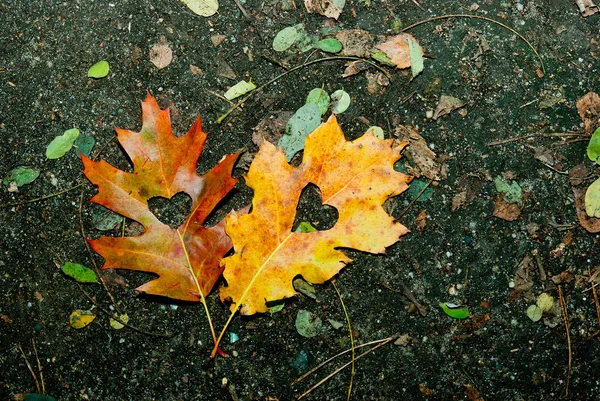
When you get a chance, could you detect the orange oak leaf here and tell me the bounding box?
[220,116,412,315]
[82,94,239,302]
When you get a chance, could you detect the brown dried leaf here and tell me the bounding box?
[366,72,387,95]
[335,29,375,57]
[252,111,294,147]
[576,91,600,134]
[451,174,485,212]
[514,255,535,293]
[415,209,427,233]
[575,0,599,16]
[149,36,172,70]
[304,0,344,19]
[394,125,445,181]
[433,95,465,120]
[493,196,521,221]
[573,186,600,233]
[375,33,423,69]
[342,61,368,78]
[569,162,589,186]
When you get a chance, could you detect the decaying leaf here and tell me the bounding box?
[513,255,535,293]
[252,111,294,147]
[569,162,589,186]
[220,116,412,315]
[577,91,600,135]
[335,29,375,57]
[82,94,240,302]
[493,196,522,221]
[394,125,446,181]
[149,36,173,70]
[304,0,345,20]
[433,95,465,120]
[451,174,485,212]
[375,33,423,70]
[415,210,427,233]
[575,0,599,16]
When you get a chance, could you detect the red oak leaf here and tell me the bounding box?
[82,94,239,302]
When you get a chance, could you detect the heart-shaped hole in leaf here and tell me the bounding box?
[147,192,192,229]
[292,184,339,232]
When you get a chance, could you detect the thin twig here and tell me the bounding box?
[232,0,250,19]
[77,188,120,311]
[332,281,355,401]
[402,14,545,73]
[75,278,173,338]
[558,285,571,398]
[0,182,83,208]
[486,132,585,146]
[398,179,433,219]
[292,336,395,385]
[297,336,396,400]
[216,56,391,124]
[17,343,40,393]
[590,270,600,332]
[31,339,46,394]
[410,0,425,11]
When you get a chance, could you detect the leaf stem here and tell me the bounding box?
[176,229,217,345]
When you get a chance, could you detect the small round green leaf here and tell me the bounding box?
[306,88,330,115]
[46,128,80,159]
[316,38,342,53]
[526,304,542,322]
[330,89,350,114]
[181,0,219,16]
[62,262,99,284]
[585,177,600,217]
[2,167,40,187]
[273,26,298,52]
[587,127,600,164]
[440,302,469,319]
[367,126,384,139]
[88,60,109,78]
[295,309,322,338]
[74,134,95,157]
[278,103,322,161]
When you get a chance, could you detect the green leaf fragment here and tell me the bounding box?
[587,127,600,164]
[371,51,395,66]
[494,176,523,205]
[316,38,342,53]
[62,262,99,284]
[367,126,384,139]
[278,103,321,161]
[180,0,219,17]
[268,302,285,316]
[526,304,542,322]
[440,302,469,319]
[306,88,330,115]
[24,394,58,401]
[330,89,350,114]
[408,38,424,78]
[536,292,554,312]
[3,167,40,187]
[327,318,344,330]
[295,309,322,338]
[293,277,317,299]
[273,26,298,52]
[74,134,95,157]
[46,128,80,159]
[296,221,317,233]
[224,80,256,100]
[88,60,109,78]
[585,177,600,217]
